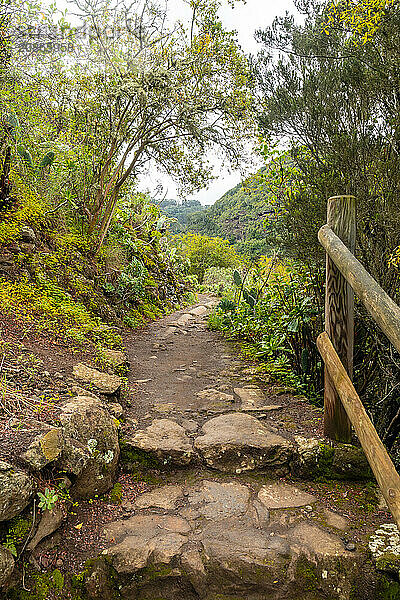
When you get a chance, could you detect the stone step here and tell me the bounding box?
[98,479,387,600]
[121,413,371,481]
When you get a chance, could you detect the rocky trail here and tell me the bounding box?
[1,296,399,599]
[85,296,398,600]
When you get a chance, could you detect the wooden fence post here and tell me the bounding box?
[323,195,356,442]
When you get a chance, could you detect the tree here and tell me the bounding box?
[33,0,255,252]
[174,232,241,282]
[324,0,396,43]
[254,0,400,456]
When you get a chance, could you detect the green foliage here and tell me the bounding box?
[173,232,242,283]
[159,199,208,233]
[255,0,400,453]
[208,259,324,399]
[188,159,288,258]
[201,267,236,296]
[2,515,32,557]
[37,488,59,511]
[233,269,242,287]
[38,151,55,169]
[109,482,123,504]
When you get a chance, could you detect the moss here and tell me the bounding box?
[6,568,67,600]
[50,569,64,591]
[376,553,400,577]
[294,556,319,592]
[119,440,162,470]
[315,443,335,479]
[376,575,400,600]
[2,515,32,557]
[136,563,174,581]
[109,482,123,504]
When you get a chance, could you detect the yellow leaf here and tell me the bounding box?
[74,523,83,530]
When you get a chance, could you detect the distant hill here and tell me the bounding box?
[159,199,208,233]
[188,168,281,258]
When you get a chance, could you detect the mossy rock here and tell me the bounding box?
[294,437,372,481]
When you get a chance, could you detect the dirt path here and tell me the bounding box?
[124,294,323,438]
[4,298,394,599]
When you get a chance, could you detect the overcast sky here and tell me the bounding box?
[140,0,297,205]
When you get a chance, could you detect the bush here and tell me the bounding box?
[173,232,242,283]
[208,259,324,400]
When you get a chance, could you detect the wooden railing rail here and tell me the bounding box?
[318,195,400,529]
[318,225,400,355]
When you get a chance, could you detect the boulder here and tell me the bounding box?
[59,396,119,498]
[72,363,122,397]
[189,305,208,316]
[293,436,372,480]
[21,428,63,471]
[101,349,128,371]
[194,413,294,473]
[84,557,120,600]
[19,226,36,244]
[0,547,14,588]
[0,460,35,522]
[125,419,194,466]
[58,437,91,475]
[27,505,65,551]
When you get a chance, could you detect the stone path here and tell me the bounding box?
[79,297,394,599]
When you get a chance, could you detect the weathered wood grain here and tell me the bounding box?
[317,331,400,529]
[319,224,400,355]
[323,195,356,442]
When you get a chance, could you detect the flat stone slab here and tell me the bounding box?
[125,419,194,465]
[101,479,372,600]
[73,363,122,396]
[160,326,178,339]
[174,313,195,326]
[323,509,349,531]
[194,413,294,473]
[196,388,235,410]
[103,514,191,574]
[189,305,208,316]
[234,386,265,407]
[184,480,251,520]
[257,483,316,509]
[134,485,183,510]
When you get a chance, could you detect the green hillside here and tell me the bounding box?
[159,199,208,233]
[188,167,281,258]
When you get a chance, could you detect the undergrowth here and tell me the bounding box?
[207,257,325,402]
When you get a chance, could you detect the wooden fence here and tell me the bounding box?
[317,195,400,528]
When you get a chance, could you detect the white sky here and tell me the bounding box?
[141,0,298,205]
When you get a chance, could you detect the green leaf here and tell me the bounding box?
[39,151,55,168]
[17,146,33,166]
[3,112,20,140]
[233,269,242,287]
[287,318,299,333]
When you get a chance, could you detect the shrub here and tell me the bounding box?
[173,232,242,283]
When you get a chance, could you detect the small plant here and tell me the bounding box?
[37,487,59,511]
